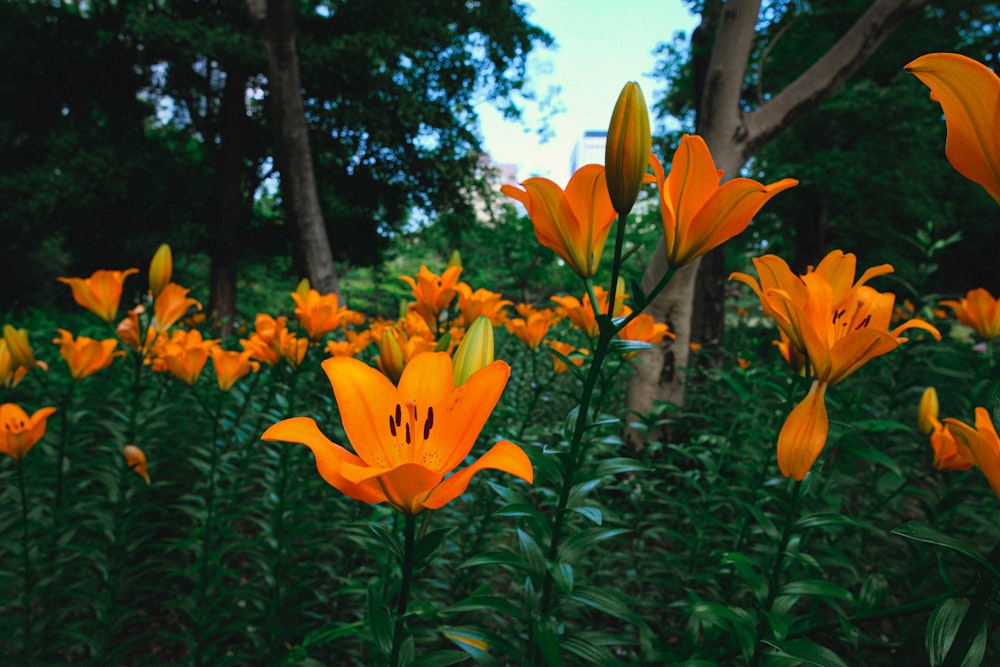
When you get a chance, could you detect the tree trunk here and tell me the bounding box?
[247,0,340,296]
[625,0,927,444]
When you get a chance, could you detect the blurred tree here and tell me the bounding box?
[628,0,999,429]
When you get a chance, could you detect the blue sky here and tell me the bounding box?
[477,1,698,186]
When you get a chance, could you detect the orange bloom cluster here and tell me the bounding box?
[732,250,941,480]
[292,288,364,340]
[917,387,973,472]
[52,329,122,381]
[940,288,1000,341]
[1,403,56,462]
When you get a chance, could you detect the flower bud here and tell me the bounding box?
[452,316,495,387]
[295,278,311,302]
[605,81,651,216]
[378,327,405,383]
[3,325,37,369]
[448,250,462,269]
[918,386,939,435]
[148,244,173,299]
[124,444,151,484]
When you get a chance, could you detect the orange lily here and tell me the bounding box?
[917,386,939,436]
[399,265,464,330]
[0,403,57,461]
[261,352,533,514]
[124,444,151,484]
[153,283,202,332]
[58,268,138,322]
[617,313,674,358]
[292,288,363,340]
[547,340,588,375]
[0,340,29,388]
[456,284,512,327]
[731,250,941,480]
[653,135,797,267]
[551,285,627,339]
[210,348,260,392]
[946,408,1000,500]
[52,329,122,380]
[154,329,218,385]
[506,309,558,351]
[940,288,1000,340]
[906,53,1000,205]
[375,326,434,383]
[3,325,42,371]
[929,417,974,472]
[325,330,373,359]
[501,164,616,278]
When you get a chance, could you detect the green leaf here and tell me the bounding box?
[562,633,617,666]
[892,521,1000,579]
[368,585,393,658]
[720,552,769,603]
[409,650,472,667]
[443,594,520,619]
[764,638,852,667]
[368,521,404,562]
[413,528,454,569]
[571,506,603,525]
[926,598,987,667]
[777,579,855,603]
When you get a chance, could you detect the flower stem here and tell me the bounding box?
[388,513,417,667]
[18,461,33,666]
[939,542,1000,667]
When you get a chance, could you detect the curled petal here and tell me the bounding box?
[422,440,534,510]
[777,381,829,480]
[261,417,386,504]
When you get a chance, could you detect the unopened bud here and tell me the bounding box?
[452,316,495,386]
[605,81,651,216]
[148,244,173,299]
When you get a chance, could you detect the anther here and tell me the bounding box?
[855,314,872,330]
[405,423,411,445]
[389,415,397,438]
[394,403,402,427]
[423,406,434,440]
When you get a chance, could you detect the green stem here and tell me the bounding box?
[750,478,803,667]
[18,461,33,666]
[388,513,417,667]
[939,542,1000,667]
[52,383,76,515]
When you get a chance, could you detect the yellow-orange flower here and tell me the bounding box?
[0,403,56,461]
[292,288,362,340]
[731,250,941,480]
[452,316,494,387]
[929,418,974,472]
[376,326,435,383]
[52,329,122,380]
[456,284,512,327]
[58,268,138,322]
[506,309,558,351]
[153,283,202,332]
[154,329,218,385]
[946,408,1000,499]
[210,348,260,392]
[0,340,29,388]
[3,325,40,371]
[124,444,151,484]
[261,352,533,514]
[551,286,627,339]
[906,53,1000,205]
[241,314,288,366]
[399,265,464,329]
[547,340,588,375]
[325,330,373,359]
[940,288,1000,340]
[653,135,797,267]
[501,164,616,278]
[617,313,674,353]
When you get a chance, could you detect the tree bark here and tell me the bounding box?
[626,0,927,442]
[246,0,340,296]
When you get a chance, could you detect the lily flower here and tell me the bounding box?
[0,340,29,388]
[940,287,1000,340]
[52,329,123,380]
[456,284,512,327]
[653,135,797,267]
[58,268,139,322]
[452,316,494,387]
[153,283,202,332]
[929,417,974,472]
[551,285,627,339]
[0,403,57,461]
[547,340,588,375]
[917,386,939,436]
[617,313,674,359]
[210,348,260,392]
[731,250,941,480]
[906,53,1000,205]
[3,325,43,371]
[399,265,464,330]
[292,288,363,340]
[506,309,558,351]
[261,352,533,514]
[154,329,218,385]
[946,408,1000,500]
[124,444,151,484]
[501,164,616,278]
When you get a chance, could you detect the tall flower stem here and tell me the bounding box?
[17,461,34,666]
[939,542,1000,667]
[388,513,417,667]
[750,479,803,667]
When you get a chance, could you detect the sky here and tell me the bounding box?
[476,1,699,186]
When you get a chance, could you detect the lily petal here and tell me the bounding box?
[906,52,1000,205]
[261,416,386,504]
[422,440,533,510]
[322,356,403,469]
[777,381,829,481]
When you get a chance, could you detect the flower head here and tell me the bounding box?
[153,283,202,332]
[617,313,674,358]
[501,165,616,278]
[58,269,138,322]
[946,408,1000,500]
[606,81,652,215]
[506,308,558,351]
[929,418,974,472]
[292,288,362,340]
[456,284,511,327]
[261,352,532,514]
[906,53,1000,205]
[52,329,122,380]
[210,348,260,392]
[940,288,1000,340]
[154,329,218,385]
[399,265,464,330]
[0,403,56,461]
[653,135,797,267]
